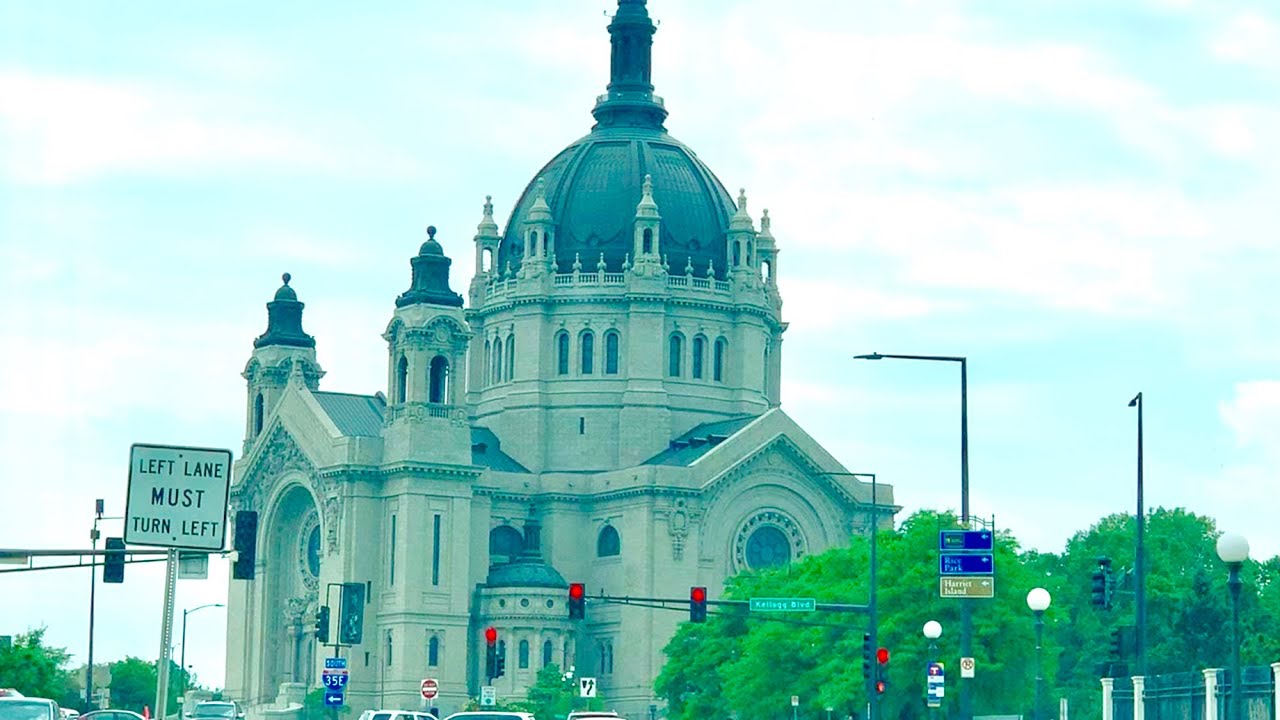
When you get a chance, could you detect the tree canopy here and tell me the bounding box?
[657,507,1279,720]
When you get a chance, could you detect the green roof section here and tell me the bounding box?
[643,415,758,466]
[471,426,529,473]
[312,392,386,436]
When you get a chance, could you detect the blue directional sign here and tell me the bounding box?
[321,672,349,689]
[939,530,993,551]
[324,657,348,670]
[323,692,345,707]
[939,553,994,575]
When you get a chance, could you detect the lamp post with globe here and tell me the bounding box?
[1026,588,1051,720]
[1217,533,1250,720]
[923,621,943,720]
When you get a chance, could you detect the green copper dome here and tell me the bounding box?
[497,0,737,279]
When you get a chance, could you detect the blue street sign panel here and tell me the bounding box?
[324,657,348,670]
[939,530,993,551]
[939,553,994,575]
[323,692,345,707]
[321,672,349,689]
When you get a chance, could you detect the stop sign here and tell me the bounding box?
[421,678,439,700]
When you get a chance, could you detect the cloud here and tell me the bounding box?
[1220,380,1280,453]
[0,70,406,184]
[1210,12,1280,70]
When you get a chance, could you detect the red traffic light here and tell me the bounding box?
[484,626,497,645]
[875,680,887,694]
[876,647,890,664]
[691,586,707,603]
[569,583,585,600]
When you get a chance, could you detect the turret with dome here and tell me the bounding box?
[225,3,888,719]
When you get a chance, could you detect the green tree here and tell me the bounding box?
[107,658,187,715]
[0,628,73,702]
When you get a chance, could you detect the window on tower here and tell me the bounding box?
[506,334,515,381]
[519,640,530,669]
[668,333,684,377]
[692,336,706,379]
[556,332,570,376]
[581,331,595,374]
[714,338,727,382]
[429,356,449,404]
[604,331,620,374]
[253,393,264,436]
[597,525,620,557]
[483,340,492,388]
[494,337,504,385]
[542,639,553,667]
[396,356,408,402]
[428,635,439,667]
[643,228,653,254]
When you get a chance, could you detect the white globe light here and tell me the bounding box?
[923,620,942,639]
[1217,533,1250,564]
[1026,587,1052,612]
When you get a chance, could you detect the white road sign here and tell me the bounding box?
[421,678,438,700]
[124,444,233,551]
[960,657,976,678]
[480,686,496,706]
[579,677,597,698]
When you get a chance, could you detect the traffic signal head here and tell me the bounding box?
[1090,571,1107,607]
[494,648,506,679]
[103,537,125,584]
[316,605,331,644]
[861,633,872,679]
[1109,628,1124,659]
[232,510,259,581]
[569,583,585,620]
[485,626,498,646]
[876,647,890,665]
[338,582,366,645]
[689,586,708,623]
[875,680,888,695]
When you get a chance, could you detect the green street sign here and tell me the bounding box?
[749,597,817,612]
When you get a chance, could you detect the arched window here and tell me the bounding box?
[429,356,449,403]
[506,334,515,381]
[596,525,620,557]
[483,340,492,388]
[714,338,726,382]
[642,228,653,254]
[746,241,753,265]
[556,332,570,376]
[762,259,772,282]
[692,336,706,380]
[668,334,683,377]
[531,230,540,256]
[385,629,394,666]
[580,331,595,375]
[542,639,553,667]
[253,393,264,436]
[488,525,524,562]
[494,338,504,385]
[519,640,530,669]
[428,635,439,667]
[733,241,741,266]
[604,331,620,375]
[482,248,493,272]
[396,356,408,402]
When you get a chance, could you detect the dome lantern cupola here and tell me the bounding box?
[592,0,667,130]
[631,173,663,271]
[727,188,758,275]
[254,273,316,349]
[396,226,464,308]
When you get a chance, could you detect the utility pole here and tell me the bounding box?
[86,499,103,709]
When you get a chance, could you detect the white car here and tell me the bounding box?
[442,712,536,720]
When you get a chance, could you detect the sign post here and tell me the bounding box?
[939,577,995,599]
[926,662,945,708]
[579,677,597,698]
[125,443,233,720]
[322,657,348,708]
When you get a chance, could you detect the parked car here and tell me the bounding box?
[79,710,146,720]
[184,703,242,720]
[359,710,438,720]
[567,713,623,720]
[442,712,535,720]
[0,697,61,720]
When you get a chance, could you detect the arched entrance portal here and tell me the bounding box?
[261,483,322,701]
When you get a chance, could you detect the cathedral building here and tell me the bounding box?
[223,1,894,717]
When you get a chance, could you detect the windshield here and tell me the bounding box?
[189,706,236,718]
[0,701,55,720]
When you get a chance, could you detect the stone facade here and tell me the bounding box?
[223,2,895,719]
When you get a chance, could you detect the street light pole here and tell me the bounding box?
[1217,534,1249,720]
[855,352,972,720]
[179,604,226,695]
[923,621,942,720]
[1129,392,1146,678]
[1026,589,1052,720]
[86,499,104,710]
